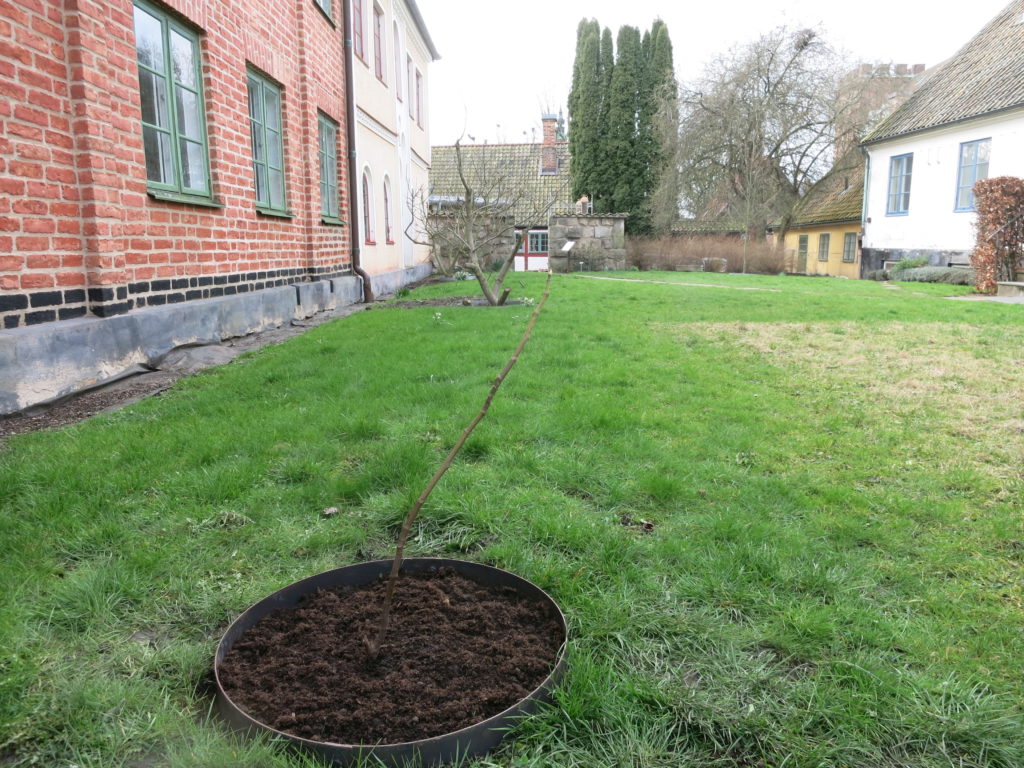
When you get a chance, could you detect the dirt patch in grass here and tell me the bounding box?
[664,321,1024,475]
[372,297,529,309]
[217,567,563,746]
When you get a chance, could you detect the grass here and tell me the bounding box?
[2,271,1023,767]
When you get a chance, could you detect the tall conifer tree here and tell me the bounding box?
[568,18,676,233]
[592,26,615,212]
[605,26,644,225]
[568,20,601,203]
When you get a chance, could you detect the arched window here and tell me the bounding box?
[383,176,393,244]
[361,169,375,244]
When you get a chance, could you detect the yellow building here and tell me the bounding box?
[781,163,864,279]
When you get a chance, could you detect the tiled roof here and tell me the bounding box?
[790,154,864,226]
[862,1,1024,144]
[429,142,573,227]
[670,219,746,236]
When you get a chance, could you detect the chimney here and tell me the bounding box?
[540,113,558,175]
[895,63,909,76]
[912,63,925,75]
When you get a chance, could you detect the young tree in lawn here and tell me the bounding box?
[408,139,567,305]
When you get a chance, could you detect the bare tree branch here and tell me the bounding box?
[407,142,567,303]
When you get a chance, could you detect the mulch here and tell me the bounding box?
[217,567,564,745]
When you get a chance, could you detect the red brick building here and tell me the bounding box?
[1,0,355,329]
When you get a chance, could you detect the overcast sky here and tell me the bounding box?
[414,0,1010,146]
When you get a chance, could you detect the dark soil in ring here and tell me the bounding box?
[217,567,564,745]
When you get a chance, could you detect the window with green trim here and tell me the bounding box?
[817,233,830,262]
[842,232,857,263]
[132,0,210,199]
[318,113,340,219]
[247,71,286,212]
[314,0,332,19]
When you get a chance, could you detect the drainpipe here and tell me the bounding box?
[859,145,871,279]
[343,0,374,303]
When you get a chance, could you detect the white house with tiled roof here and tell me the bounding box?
[860,0,1024,273]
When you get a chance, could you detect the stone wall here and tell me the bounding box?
[547,214,628,272]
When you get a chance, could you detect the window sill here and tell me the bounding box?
[364,239,377,246]
[147,188,223,209]
[321,215,346,227]
[885,211,910,217]
[256,206,294,219]
[385,239,395,245]
[376,75,387,86]
[313,2,336,26]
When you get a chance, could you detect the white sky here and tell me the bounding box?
[414,0,1010,146]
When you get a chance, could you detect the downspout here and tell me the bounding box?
[343,0,374,303]
[859,146,871,279]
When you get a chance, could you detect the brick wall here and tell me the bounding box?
[0,0,353,328]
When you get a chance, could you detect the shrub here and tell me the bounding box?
[891,257,929,272]
[626,235,786,274]
[972,176,1024,293]
[866,269,891,281]
[893,266,975,285]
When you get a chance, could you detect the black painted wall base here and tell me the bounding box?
[861,248,972,277]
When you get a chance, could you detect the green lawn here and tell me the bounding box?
[2,272,1023,767]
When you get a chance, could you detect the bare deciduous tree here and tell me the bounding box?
[678,27,847,252]
[408,139,568,306]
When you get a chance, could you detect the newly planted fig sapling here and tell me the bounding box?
[364,271,553,659]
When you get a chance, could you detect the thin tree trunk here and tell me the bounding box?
[364,272,554,659]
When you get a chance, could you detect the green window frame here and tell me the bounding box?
[314,0,332,20]
[842,232,857,263]
[797,234,808,258]
[528,230,548,254]
[955,138,990,211]
[247,71,287,213]
[318,113,341,222]
[817,233,830,262]
[132,0,211,201]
